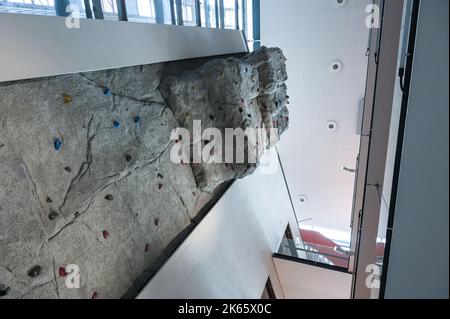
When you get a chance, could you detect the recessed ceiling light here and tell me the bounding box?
[326,120,339,132]
[330,60,343,72]
[299,195,309,204]
[335,0,348,8]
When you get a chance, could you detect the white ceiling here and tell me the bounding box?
[261,0,371,233]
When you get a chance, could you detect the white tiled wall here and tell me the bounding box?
[261,0,371,233]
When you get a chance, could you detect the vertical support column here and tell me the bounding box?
[154,0,165,24]
[242,0,247,38]
[234,0,239,30]
[175,0,183,25]
[195,0,202,26]
[116,0,128,21]
[169,0,176,24]
[252,0,260,49]
[55,0,71,17]
[214,0,219,28]
[84,0,93,18]
[219,0,225,28]
[92,0,104,19]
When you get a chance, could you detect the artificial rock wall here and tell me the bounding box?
[0,47,289,299]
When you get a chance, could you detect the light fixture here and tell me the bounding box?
[330,60,343,72]
[334,0,348,8]
[326,120,338,132]
[298,195,309,204]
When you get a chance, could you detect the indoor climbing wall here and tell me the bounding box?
[0,47,289,299]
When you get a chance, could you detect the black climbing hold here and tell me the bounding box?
[48,211,59,221]
[157,173,163,179]
[134,115,141,124]
[104,194,114,201]
[238,107,243,113]
[46,197,52,203]
[64,166,72,173]
[54,138,62,151]
[0,284,10,297]
[154,217,160,226]
[209,115,215,121]
[27,265,42,278]
[113,121,121,129]
[125,154,132,162]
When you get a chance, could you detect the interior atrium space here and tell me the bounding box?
[0,0,448,306]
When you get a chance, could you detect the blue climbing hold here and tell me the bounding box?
[134,116,141,124]
[113,120,121,128]
[103,88,112,96]
[54,138,62,151]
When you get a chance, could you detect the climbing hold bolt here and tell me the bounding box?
[27,265,42,278]
[54,138,62,151]
[48,211,59,221]
[62,93,73,104]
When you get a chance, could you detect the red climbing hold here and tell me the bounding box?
[58,267,67,277]
[91,292,98,299]
[102,230,110,239]
[145,244,150,252]
[158,183,164,191]
[192,192,197,197]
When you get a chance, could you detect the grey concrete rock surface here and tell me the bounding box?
[0,47,289,299]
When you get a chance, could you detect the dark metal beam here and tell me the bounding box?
[219,0,225,28]
[175,0,183,25]
[84,0,93,19]
[91,0,104,19]
[195,0,202,27]
[242,0,247,37]
[116,0,128,21]
[235,0,239,30]
[54,0,71,17]
[169,0,176,25]
[154,0,164,24]
[214,0,219,28]
[252,0,260,49]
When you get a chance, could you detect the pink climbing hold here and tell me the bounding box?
[58,267,67,277]
[102,230,110,240]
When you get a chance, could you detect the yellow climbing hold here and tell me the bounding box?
[62,93,73,104]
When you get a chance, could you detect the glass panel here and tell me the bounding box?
[162,0,173,24]
[223,0,235,29]
[126,0,156,23]
[0,0,56,16]
[181,0,196,26]
[101,0,118,20]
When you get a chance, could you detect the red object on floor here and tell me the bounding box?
[58,267,67,277]
[102,230,110,239]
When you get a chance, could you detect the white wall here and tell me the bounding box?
[260,0,371,233]
[273,257,352,299]
[0,12,247,82]
[138,151,301,299]
[384,0,449,299]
